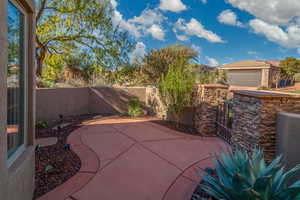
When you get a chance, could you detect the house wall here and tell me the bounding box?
[261,68,270,88]
[276,112,300,182]
[0,0,36,200]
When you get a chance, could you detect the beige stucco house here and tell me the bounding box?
[0,0,36,199]
[219,60,281,88]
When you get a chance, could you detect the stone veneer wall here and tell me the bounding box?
[194,85,229,136]
[232,91,300,162]
[146,85,229,132]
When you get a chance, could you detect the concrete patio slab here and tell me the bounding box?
[39,117,229,200]
[81,130,135,161]
[119,122,184,142]
[142,139,218,170]
[72,144,181,200]
[77,124,117,134]
[182,158,214,181]
[39,172,94,200]
[163,176,197,200]
[67,129,83,146]
[71,144,99,173]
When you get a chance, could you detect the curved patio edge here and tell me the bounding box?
[37,127,100,200]
[163,157,214,200]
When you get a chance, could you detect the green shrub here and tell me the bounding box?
[196,150,300,200]
[128,98,143,117]
[36,121,48,129]
[37,78,56,88]
[158,58,196,125]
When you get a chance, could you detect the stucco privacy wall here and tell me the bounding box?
[276,112,300,182]
[0,0,36,200]
[36,87,147,122]
[36,88,90,122]
[232,91,300,162]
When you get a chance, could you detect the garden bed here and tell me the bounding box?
[34,114,106,199]
[151,120,200,136]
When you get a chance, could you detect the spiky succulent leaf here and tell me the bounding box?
[195,150,300,200]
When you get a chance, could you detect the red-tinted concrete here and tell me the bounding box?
[163,176,197,200]
[38,116,229,200]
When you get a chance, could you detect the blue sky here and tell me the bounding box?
[111,0,300,66]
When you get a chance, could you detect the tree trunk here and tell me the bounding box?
[36,48,46,77]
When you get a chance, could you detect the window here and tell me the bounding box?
[7,0,27,160]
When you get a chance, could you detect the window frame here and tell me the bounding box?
[7,0,29,167]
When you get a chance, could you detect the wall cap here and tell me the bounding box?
[199,84,229,89]
[233,90,300,99]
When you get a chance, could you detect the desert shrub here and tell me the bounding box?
[158,58,196,125]
[195,149,300,200]
[36,121,48,129]
[141,44,197,85]
[36,78,56,88]
[128,98,143,117]
[194,65,228,85]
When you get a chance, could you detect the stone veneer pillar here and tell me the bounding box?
[194,85,229,136]
[231,90,300,162]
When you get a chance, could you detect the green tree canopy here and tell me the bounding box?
[279,57,300,79]
[36,0,134,76]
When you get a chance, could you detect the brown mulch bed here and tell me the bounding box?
[34,114,106,199]
[151,120,200,136]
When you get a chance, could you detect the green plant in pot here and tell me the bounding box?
[128,98,143,117]
[196,150,300,200]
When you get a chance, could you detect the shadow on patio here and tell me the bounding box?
[38,116,229,200]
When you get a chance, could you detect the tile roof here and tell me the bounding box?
[220,60,280,69]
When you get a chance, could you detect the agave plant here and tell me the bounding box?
[198,150,300,200]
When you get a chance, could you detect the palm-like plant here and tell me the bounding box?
[197,150,300,200]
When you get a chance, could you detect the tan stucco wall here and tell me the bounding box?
[261,68,270,87]
[36,87,148,122]
[0,0,36,200]
[0,1,9,199]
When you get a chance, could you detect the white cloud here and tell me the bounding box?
[206,56,219,66]
[159,0,187,13]
[249,19,300,48]
[131,42,146,64]
[173,18,225,43]
[175,34,189,41]
[226,0,300,25]
[110,1,167,41]
[191,44,202,54]
[111,1,141,38]
[128,9,165,25]
[218,9,243,27]
[146,24,165,41]
[226,0,300,50]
